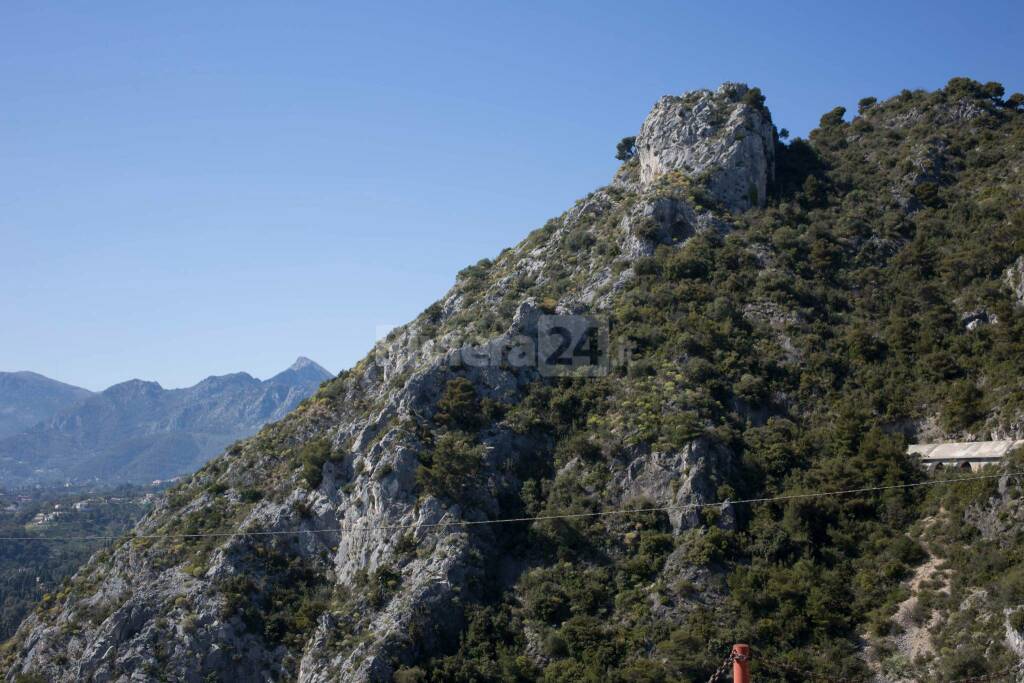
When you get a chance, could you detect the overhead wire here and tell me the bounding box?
[1,469,1019,543]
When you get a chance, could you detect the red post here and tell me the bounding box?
[732,644,751,683]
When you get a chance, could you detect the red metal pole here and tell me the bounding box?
[732,644,751,683]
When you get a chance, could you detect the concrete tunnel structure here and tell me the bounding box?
[908,440,1024,471]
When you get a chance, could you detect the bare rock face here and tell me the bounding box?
[614,438,737,532]
[636,82,775,212]
[1006,255,1024,307]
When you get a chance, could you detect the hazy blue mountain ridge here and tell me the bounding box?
[0,358,332,486]
[0,372,93,440]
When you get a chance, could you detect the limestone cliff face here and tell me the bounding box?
[2,85,764,683]
[636,82,775,212]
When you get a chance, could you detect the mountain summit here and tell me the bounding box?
[288,356,325,372]
[635,82,775,210]
[5,79,1024,681]
[270,357,333,384]
[0,372,92,440]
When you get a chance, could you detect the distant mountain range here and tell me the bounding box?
[0,372,94,440]
[0,358,332,486]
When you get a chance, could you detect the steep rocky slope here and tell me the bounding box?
[0,372,92,440]
[4,80,1024,682]
[0,358,332,486]
[867,452,1024,680]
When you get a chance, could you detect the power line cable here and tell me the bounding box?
[0,469,1020,543]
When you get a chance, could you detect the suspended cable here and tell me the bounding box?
[1,469,1018,543]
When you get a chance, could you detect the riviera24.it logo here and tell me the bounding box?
[536,314,609,377]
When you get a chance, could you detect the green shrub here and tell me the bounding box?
[393,667,427,683]
[417,432,485,502]
[615,136,637,162]
[206,482,227,495]
[522,574,570,625]
[368,565,402,608]
[238,488,263,503]
[1010,610,1024,632]
[857,96,877,113]
[298,438,337,489]
[542,659,600,682]
[742,86,767,113]
[434,377,483,431]
[819,106,846,127]
[13,674,49,683]
[941,381,984,432]
[393,533,417,558]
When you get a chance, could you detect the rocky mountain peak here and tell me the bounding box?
[636,81,775,212]
[102,378,164,398]
[270,356,333,384]
[289,356,318,371]
[285,356,331,378]
[0,372,93,439]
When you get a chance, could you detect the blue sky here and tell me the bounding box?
[2,1,1021,390]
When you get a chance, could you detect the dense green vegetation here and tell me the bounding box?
[391,79,1024,681]
[220,542,331,651]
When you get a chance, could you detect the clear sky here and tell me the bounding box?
[2,1,1021,391]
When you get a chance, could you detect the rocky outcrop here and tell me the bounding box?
[614,438,737,531]
[619,195,730,259]
[1006,255,1024,307]
[636,82,775,212]
[961,308,998,331]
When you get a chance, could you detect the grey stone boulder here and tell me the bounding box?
[962,309,997,331]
